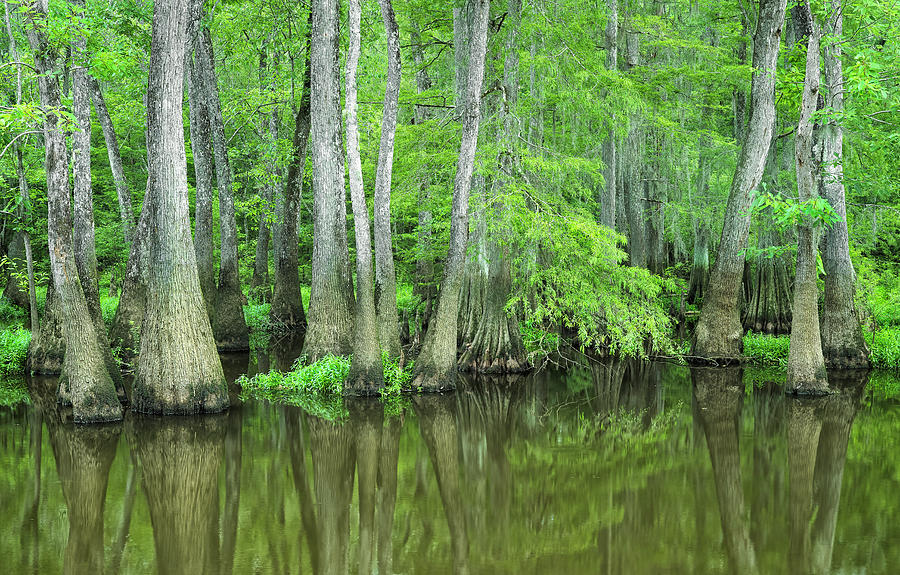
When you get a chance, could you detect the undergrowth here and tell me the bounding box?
[0,326,31,376]
[0,377,29,407]
[867,327,900,371]
[742,332,790,367]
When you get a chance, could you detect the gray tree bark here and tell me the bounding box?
[412,0,491,391]
[691,0,787,362]
[198,25,249,351]
[346,0,384,393]
[787,4,827,393]
[24,0,122,422]
[819,0,869,369]
[373,0,403,359]
[132,0,227,414]
[303,0,356,360]
[89,77,136,246]
[600,0,617,229]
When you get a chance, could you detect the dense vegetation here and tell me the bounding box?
[1,0,899,419]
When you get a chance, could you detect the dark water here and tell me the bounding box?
[1,353,899,574]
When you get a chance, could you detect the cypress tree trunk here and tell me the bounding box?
[820,0,869,369]
[376,416,401,574]
[743,225,793,335]
[88,77,135,246]
[108,192,151,359]
[691,0,787,362]
[186,15,217,321]
[412,0,490,391]
[270,35,311,333]
[346,0,384,393]
[129,415,225,575]
[72,3,124,395]
[600,0,617,229]
[373,0,403,359]
[688,220,710,306]
[787,7,827,394]
[350,399,383,574]
[304,0,355,360]
[28,282,64,373]
[24,0,122,422]
[198,26,249,351]
[458,0,527,374]
[132,0,227,414]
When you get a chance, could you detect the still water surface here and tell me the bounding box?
[1,352,898,574]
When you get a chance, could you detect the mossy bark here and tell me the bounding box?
[28,281,64,374]
[412,0,490,392]
[692,0,787,362]
[132,0,227,415]
[303,0,355,360]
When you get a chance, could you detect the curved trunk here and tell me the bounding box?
[692,0,787,361]
[129,415,225,575]
[270,44,311,332]
[24,3,122,422]
[373,0,403,359]
[198,27,249,351]
[413,0,490,391]
[89,77,136,246]
[346,0,383,392]
[787,8,827,394]
[132,0,227,415]
[819,1,869,369]
[303,0,355,360]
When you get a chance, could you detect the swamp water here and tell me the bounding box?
[1,353,899,574]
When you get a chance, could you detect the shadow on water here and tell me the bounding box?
[0,358,895,573]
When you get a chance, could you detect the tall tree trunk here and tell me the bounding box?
[372,0,403,359]
[600,0,618,229]
[187,12,217,322]
[412,0,490,391]
[346,0,383,392]
[787,4,827,393]
[28,281,64,373]
[350,399,383,575]
[89,77,136,245]
[270,21,311,333]
[458,0,527,374]
[819,0,869,369]
[303,0,355,360]
[198,26,250,351]
[24,0,122,422]
[72,0,125,396]
[691,0,787,362]
[787,398,822,572]
[132,0,227,414]
[108,191,152,358]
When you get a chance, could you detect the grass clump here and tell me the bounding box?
[866,327,900,371]
[742,332,789,367]
[0,326,31,376]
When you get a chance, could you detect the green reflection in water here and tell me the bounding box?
[0,360,898,574]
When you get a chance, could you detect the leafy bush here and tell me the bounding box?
[0,296,25,323]
[867,327,900,371]
[382,352,413,394]
[0,326,31,375]
[0,378,29,407]
[520,319,561,365]
[100,294,119,326]
[742,332,790,367]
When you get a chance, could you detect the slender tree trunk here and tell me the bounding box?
[250,48,276,302]
[820,0,869,369]
[187,11,217,322]
[458,0,527,374]
[371,0,403,359]
[346,0,383,392]
[600,0,617,229]
[787,5,827,394]
[376,416,401,574]
[412,0,490,391]
[24,0,122,422]
[303,0,355,360]
[89,77,136,245]
[350,399,383,575]
[691,0,787,362]
[132,0,227,414]
[198,26,249,351]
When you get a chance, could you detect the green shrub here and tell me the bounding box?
[100,294,119,326]
[867,327,900,371]
[0,378,29,407]
[0,326,31,375]
[0,296,25,323]
[520,320,560,364]
[742,332,790,367]
[382,351,414,395]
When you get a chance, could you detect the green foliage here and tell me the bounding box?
[742,332,790,367]
[0,297,25,324]
[237,355,351,420]
[0,377,29,407]
[751,191,841,230]
[866,327,900,372]
[519,320,561,365]
[381,352,413,395]
[100,294,118,326]
[0,326,31,376]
